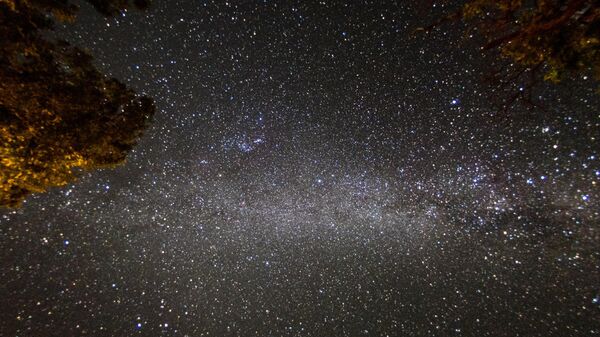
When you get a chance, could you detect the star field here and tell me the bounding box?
[1,1,599,336]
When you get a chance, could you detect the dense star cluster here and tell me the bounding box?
[1,1,599,336]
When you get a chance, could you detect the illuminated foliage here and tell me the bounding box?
[459,0,599,82]
[0,0,154,207]
[422,0,599,108]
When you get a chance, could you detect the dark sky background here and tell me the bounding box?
[1,1,599,336]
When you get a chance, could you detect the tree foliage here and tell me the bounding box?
[0,0,154,207]
[422,0,599,107]
[463,0,598,80]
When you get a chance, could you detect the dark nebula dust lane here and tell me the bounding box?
[1,1,599,336]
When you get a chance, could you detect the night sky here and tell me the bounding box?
[1,1,600,336]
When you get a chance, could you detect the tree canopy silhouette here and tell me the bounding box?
[421,0,599,109]
[0,0,154,207]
